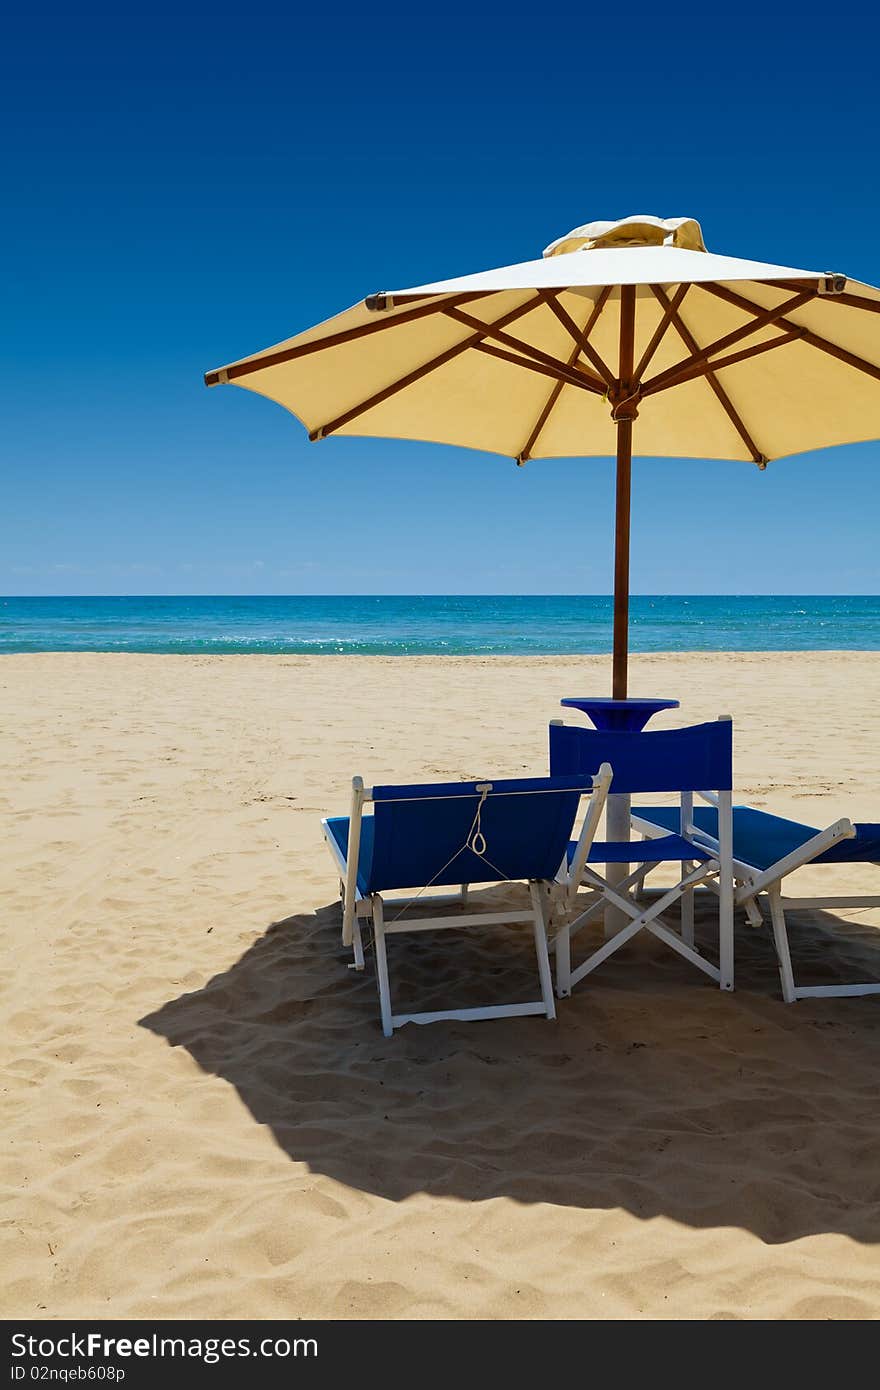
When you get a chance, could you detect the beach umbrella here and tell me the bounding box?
[204,214,880,696]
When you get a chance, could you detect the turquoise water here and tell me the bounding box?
[2,595,879,654]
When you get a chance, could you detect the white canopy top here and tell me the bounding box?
[383,242,825,300]
[379,215,826,302]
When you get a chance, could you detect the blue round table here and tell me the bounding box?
[560,697,679,732]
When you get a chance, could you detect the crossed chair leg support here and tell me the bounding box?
[555,860,729,997]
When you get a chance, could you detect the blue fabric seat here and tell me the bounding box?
[566,834,712,865]
[325,814,374,895]
[327,774,586,896]
[550,719,733,793]
[632,805,880,870]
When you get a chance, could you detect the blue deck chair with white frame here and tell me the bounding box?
[630,801,880,1002]
[550,718,734,997]
[322,768,612,1035]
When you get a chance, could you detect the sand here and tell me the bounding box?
[2,650,880,1321]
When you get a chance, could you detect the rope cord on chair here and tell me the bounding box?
[373,783,595,804]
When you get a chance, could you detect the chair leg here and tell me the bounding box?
[718,795,735,992]
[554,912,572,998]
[555,930,572,998]
[768,887,797,1004]
[744,892,765,928]
[342,890,356,961]
[719,872,734,993]
[680,861,695,947]
[530,882,556,1020]
[352,916,365,971]
[372,897,394,1036]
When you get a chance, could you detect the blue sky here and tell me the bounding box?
[2,1,879,596]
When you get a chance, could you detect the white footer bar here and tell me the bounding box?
[391,1001,548,1027]
[794,983,880,999]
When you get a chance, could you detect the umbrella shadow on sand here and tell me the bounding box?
[140,889,880,1245]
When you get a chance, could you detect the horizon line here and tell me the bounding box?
[3,593,880,602]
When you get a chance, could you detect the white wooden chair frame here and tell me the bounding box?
[321,769,611,1036]
[558,779,734,998]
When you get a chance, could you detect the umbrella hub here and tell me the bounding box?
[607,381,642,422]
[543,214,706,258]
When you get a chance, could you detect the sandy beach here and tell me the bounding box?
[3,650,880,1321]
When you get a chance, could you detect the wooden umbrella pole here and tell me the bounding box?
[612,418,633,698]
[611,284,638,699]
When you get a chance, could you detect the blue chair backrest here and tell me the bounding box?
[550,720,732,794]
[367,774,590,893]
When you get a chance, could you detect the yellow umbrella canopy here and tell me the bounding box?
[205,214,880,694]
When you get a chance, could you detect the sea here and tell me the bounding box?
[1,595,879,655]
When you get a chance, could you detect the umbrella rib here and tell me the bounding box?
[469,341,605,394]
[700,282,880,387]
[517,288,612,462]
[541,293,616,387]
[642,327,805,395]
[641,290,815,396]
[204,291,492,387]
[633,283,690,381]
[763,279,880,315]
[309,293,551,440]
[650,286,765,464]
[441,305,606,393]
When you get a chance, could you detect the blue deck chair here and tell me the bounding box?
[630,803,880,1001]
[321,768,612,1035]
[549,718,734,996]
